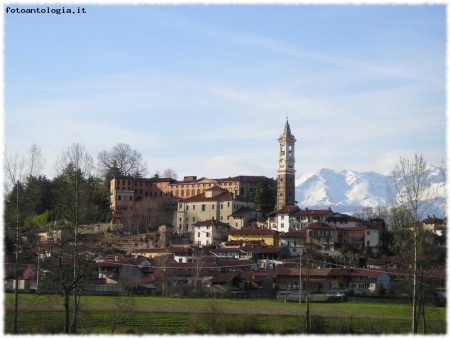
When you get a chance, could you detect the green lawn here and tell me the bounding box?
[4,294,446,334]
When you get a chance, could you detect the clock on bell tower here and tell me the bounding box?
[276,119,296,210]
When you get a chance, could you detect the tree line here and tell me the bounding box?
[3,142,178,232]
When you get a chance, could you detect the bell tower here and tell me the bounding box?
[276,119,296,210]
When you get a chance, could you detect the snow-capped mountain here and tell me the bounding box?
[295,166,446,215]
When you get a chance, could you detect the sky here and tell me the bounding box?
[3,1,447,181]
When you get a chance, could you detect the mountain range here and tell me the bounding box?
[294,165,446,216]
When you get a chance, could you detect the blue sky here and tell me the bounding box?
[4,3,447,180]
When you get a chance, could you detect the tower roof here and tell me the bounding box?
[279,120,296,141]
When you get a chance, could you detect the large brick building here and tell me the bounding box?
[110,175,268,223]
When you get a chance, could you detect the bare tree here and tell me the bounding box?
[121,207,139,236]
[27,144,45,178]
[53,143,94,334]
[39,241,95,334]
[4,144,45,195]
[387,154,438,334]
[97,143,148,181]
[163,168,178,180]
[137,198,165,234]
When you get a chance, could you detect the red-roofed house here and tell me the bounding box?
[228,207,262,230]
[306,222,339,253]
[279,230,307,256]
[337,226,366,251]
[266,207,334,232]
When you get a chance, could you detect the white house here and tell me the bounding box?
[193,219,230,247]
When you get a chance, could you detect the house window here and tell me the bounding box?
[186,206,189,211]
[206,232,210,237]
[179,204,183,210]
[212,205,215,210]
[130,196,132,201]
[193,205,196,210]
[202,205,206,211]
[221,204,223,209]
[281,216,284,220]
[281,223,284,228]
[197,232,200,238]
[118,196,122,200]
[193,217,195,222]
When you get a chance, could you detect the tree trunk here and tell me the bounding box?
[63,292,70,334]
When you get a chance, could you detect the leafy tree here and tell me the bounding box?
[254,178,276,214]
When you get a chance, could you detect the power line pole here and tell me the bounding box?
[13,181,20,333]
[299,258,302,304]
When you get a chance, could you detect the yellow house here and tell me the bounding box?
[130,248,170,259]
[228,226,279,246]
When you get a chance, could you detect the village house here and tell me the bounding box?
[365,256,401,270]
[364,224,383,254]
[256,247,291,269]
[306,222,339,254]
[239,270,277,296]
[228,226,279,246]
[228,206,262,229]
[279,230,307,256]
[422,215,446,236]
[176,186,256,236]
[327,213,364,228]
[291,208,335,230]
[35,226,73,242]
[266,205,299,232]
[208,273,242,291]
[337,226,366,251]
[193,219,230,247]
[266,207,335,232]
[219,240,262,260]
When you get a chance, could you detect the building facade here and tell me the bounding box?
[176,186,256,236]
[110,175,268,223]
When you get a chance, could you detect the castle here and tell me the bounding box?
[110,120,296,234]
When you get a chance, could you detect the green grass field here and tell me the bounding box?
[4,294,446,334]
